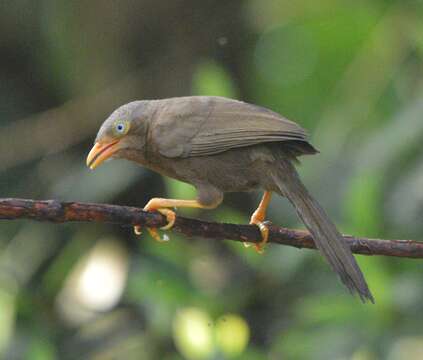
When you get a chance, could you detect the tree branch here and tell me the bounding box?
[0,198,422,258]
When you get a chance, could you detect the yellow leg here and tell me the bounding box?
[247,191,272,253]
[134,198,215,242]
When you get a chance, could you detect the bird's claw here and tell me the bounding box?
[254,221,270,253]
[157,208,176,230]
[245,220,271,254]
[134,225,142,235]
[133,207,176,242]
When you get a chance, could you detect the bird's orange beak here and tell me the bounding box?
[86,140,121,170]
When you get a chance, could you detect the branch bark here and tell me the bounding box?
[0,198,422,258]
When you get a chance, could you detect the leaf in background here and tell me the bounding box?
[343,172,383,236]
[192,60,239,98]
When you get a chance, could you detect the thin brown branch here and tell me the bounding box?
[0,198,422,258]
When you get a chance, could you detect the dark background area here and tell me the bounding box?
[1,0,423,359]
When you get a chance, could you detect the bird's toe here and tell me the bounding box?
[254,221,270,254]
[248,219,271,254]
[134,225,142,235]
[157,208,176,230]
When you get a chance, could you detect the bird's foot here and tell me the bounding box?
[133,206,176,242]
[247,218,270,254]
[245,191,272,253]
[154,208,176,230]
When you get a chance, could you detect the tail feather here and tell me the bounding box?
[272,161,374,303]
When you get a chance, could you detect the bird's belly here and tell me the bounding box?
[200,163,261,192]
[168,147,275,193]
[137,145,278,193]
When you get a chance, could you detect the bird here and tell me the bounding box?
[86,96,374,303]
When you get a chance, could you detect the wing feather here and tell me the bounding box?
[151,96,315,158]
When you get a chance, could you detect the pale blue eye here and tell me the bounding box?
[116,123,125,133]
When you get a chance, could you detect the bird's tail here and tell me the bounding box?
[271,160,374,303]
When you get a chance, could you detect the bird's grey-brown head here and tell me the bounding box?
[86,101,152,169]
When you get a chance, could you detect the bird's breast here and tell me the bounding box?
[121,144,278,193]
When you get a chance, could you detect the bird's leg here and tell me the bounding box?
[134,198,215,242]
[248,191,272,253]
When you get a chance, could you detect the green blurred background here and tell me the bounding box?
[1,0,423,359]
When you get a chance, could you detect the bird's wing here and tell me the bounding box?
[152,96,313,158]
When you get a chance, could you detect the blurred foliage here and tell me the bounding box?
[1,0,423,359]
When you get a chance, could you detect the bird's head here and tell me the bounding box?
[86,101,151,169]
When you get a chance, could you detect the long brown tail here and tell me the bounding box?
[272,160,374,303]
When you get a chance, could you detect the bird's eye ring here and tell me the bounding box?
[114,121,129,135]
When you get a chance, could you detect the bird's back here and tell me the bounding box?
[150,96,318,159]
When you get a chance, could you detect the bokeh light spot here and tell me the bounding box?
[215,314,250,358]
[172,308,214,360]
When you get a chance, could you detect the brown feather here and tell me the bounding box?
[150,96,315,158]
